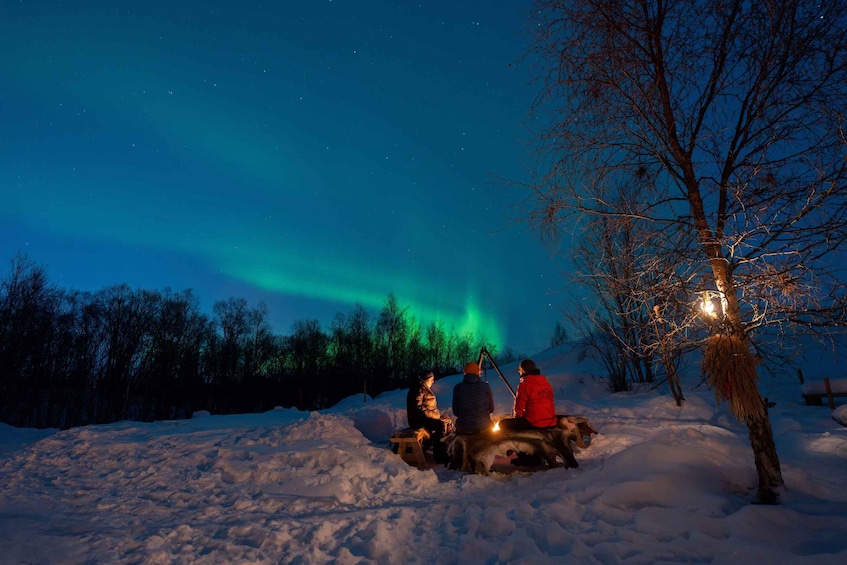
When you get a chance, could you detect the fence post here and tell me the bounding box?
[824,378,835,410]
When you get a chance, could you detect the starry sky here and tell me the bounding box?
[0,1,567,353]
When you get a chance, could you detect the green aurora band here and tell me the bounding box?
[2,36,508,349]
[219,248,506,347]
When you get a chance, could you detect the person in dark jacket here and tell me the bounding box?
[406,371,452,463]
[452,361,494,433]
[498,359,557,466]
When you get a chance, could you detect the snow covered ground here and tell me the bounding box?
[1,343,845,564]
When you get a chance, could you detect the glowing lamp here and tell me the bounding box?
[699,291,723,320]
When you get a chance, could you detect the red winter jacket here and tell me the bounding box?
[513,373,556,428]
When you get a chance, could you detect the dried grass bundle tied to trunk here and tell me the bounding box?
[702,334,765,421]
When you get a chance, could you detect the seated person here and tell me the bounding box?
[452,361,494,434]
[498,359,557,466]
[406,371,452,463]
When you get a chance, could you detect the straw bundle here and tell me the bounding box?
[702,334,764,421]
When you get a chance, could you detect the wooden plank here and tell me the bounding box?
[390,427,430,442]
[825,377,836,410]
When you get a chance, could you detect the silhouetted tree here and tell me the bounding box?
[0,253,62,425]
[374,293,409,389]
[285,319,330,408]
[425,321,448,374]
[0,254,498,426]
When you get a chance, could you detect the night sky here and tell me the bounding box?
[1,1,566,353]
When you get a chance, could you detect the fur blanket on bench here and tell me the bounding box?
[445,425,579,475]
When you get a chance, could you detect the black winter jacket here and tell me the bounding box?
[452,373,494,433]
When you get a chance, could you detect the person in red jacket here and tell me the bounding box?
[499,359,557,430]
[499,359,557,466]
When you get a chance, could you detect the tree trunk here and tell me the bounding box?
[665,360,684,407]
[746,403,783,504]
[703,327,785,503]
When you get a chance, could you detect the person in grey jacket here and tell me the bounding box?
[452,361,494,434]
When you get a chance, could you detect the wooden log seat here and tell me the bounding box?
[389,427,431,468]
[444,415,597,475]
[556,415,598,448]
[445,426,579,476]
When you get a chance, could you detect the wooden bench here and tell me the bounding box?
[802,377,847,409]
[389,427,431,468]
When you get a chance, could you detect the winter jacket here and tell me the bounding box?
[452,373,494,433]
[406,381,441,428]
[513,372,556,428]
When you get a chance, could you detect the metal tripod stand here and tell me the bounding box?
[477,345,516,398]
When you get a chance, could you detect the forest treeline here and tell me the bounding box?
[0,254,522,430]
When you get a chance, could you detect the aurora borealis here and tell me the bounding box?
[0,1,564,352]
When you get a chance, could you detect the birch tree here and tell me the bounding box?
[523,0,847,503]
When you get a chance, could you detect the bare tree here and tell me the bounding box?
[522,0,847,503]
[425,320,448,373]
[0,253,62,425]
[570,210,658,391]
[212,297,249,384]
[285,319,330,408]
[550,321,569,348]
[92,285,159,421]
[566,182,698,399]
[374,293,409,388]
[244,301,273,378]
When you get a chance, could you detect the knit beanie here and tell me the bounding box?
[519,359,539,374]
[463,361,480,375]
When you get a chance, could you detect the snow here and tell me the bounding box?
[1,343,846,564]
[834,405,847,427]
